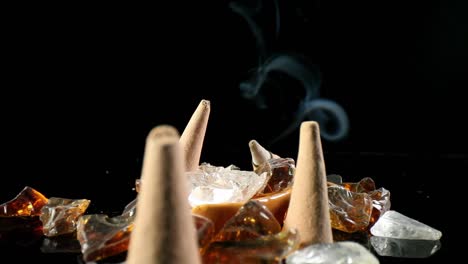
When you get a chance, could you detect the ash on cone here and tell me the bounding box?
[249,139,280,170]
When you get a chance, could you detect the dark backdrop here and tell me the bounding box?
[1,1,467,262]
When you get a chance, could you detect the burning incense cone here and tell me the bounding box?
[127,125,201,264]
[283,121,333,246]
[249,139,280,170]
[180,100,211,172]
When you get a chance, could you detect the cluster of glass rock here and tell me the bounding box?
[0,151,442,263]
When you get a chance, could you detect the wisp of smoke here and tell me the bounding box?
[231,0,349,143]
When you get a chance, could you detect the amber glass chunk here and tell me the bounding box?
[192,189,291,233]
[40,197,90,237]
[0,216,43,242]
[0,186,48,217]
[76,199,136,262]
[255,158,295,194]
[368,187,391,225]
[134,179,141,193]
[193,214,215,250]
[328,186,373,233]
[213,200,281,242]
[202,200,298,263]
[342,177,376,193]
[202,229,300,264]
[341,177,391,226]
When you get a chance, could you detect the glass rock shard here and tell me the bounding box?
[193,214,215,250]
[214,200,281,241]
[76,199,136,262]
[201,200,298,263]
[254,158,295,194]
[187,163,267,207]
[370,236,441,258]
[192,189,291,234]
[368,188,391,225]
[326,174,342,184]
[328,186,373,233]
[342,177,376,193]
[202,229,300,264]
[286,241,379,264]
[370,210,442,240]
[40,197,90,237]
[0,186,48,217]
[41,234,82,253]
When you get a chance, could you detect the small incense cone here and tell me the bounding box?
[180,100,211,172]
[249,140,280,170]
[283,121,333,246]
[127,125,201,264]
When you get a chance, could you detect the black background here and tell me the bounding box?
[1,1,467,263]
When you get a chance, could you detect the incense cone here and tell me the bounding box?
[283,121,333,246]
[249,139,280,170]
[180,100,211,171]
[127,125,201,264]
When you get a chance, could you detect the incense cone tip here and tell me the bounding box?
[300,121,319,132]
[147,125,180,143]
[200,99,211,108]
[248,139,260,148]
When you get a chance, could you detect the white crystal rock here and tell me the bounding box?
[187,163,267,207]
[286,241,379,264]
[370,210,442,240]
[370,236,441,258]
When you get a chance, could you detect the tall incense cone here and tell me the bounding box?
[249,139,280,170]
[283,121,333,246]
[180,100,211,171]
[127,125,201,264]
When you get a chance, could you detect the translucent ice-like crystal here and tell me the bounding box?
[76,200,136,261]
[0,186,48,217]
[187,163,267,207]
[370,210,442,240]
[254,158,295,194]
[40,197,90,237]
[286,241,379,264]
[370,236,441,258]
[328,186,373,233]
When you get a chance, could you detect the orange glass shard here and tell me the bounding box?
[341,178,391,226]
[202,200,297,263]
[193,214,215,250]
[76,200,135,262]
[134,179,141,193]
[0,216,43,242]
[368,187,391,225]
[254,158,295,195]
[202,229,300,264]
[342,177,376,193]
[40,197,90,237]
[328,185,373,233]
[213,200,281,242]
[0,186,48,217]
[192,189,291,233]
